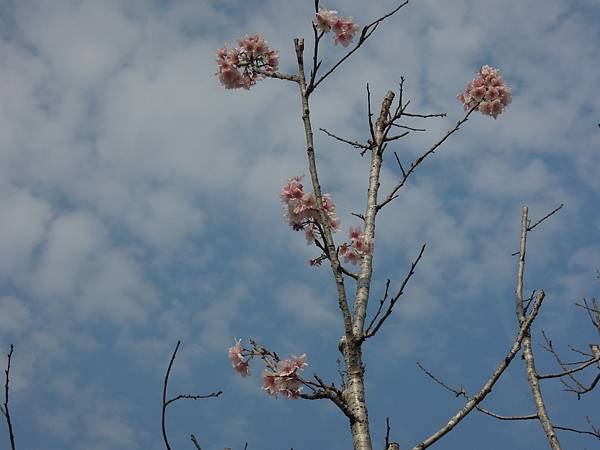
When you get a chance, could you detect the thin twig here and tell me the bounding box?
[537,357,600,380]
[527,203,564,232]
[416,362,538,421]
[364,244,426,339]
[162,341,222,450]
[319,127,370,150]
[191,434,202,450]
[1,345,16,450]
[385,417,391,450]
[378,105,478,211]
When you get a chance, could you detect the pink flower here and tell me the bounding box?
[339,226,372,265]
[313,7,359,47]
[261,354,308,399]
[280,176,340,248]
[457,65,512,118]
[314,7,339,32]
[215,34,279,90]
[262,370,278,395]
[228,339,250,377]
[332,17,359,47]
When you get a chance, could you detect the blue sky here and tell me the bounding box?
[0,0,599,449]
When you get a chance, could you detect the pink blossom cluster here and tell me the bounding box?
[262,354,308,398]
[280,176,340,243]
[339,226,372,265]
[314,7,360,47]
[216,33,279,89]
[228,339,250,377]
[457,65,512,118]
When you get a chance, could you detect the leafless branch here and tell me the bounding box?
[537,357,600,380]
[378,105,479,211]
[410,290,546,450]
[416,362,538,421]
[319,127,370,150]
[191,434,202,450]
[364,244,426,339]
[392,123,427,132]
[515,206,562,449]
[367,83,376,144]
[1,345,16,450]
[527,203,564,232]
[162,341,222,450]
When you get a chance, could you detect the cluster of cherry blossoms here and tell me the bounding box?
[314,7,360,47]
[228,339,308,399]
[457,65,512,118]
[339,226,372,265]
[280,175,340,244]
[262,354,308,399]
[215,33,279,89]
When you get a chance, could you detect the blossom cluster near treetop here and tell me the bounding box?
[457,65,512,118]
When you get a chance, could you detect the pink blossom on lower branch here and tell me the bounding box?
[261,354,308,399]
[215,33,279,89]
[457,65,512,118]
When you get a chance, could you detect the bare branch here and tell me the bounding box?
[527,203,564,232]
[2,345,16,450]
[383,131,410,143]
[553,424,600,440]
[367,83,376,144]
[365,244,426,339]
[319,127,370,150]
[411,291,546,450]
[378,105,479,211]
[515,206,562,449]
[191,434,202,450]
[401,112,447,119]
[416,362,538,421]
[162,341,222,450]
[537,357,600,380]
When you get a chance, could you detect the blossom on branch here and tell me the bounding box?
[215,33,279,89]
[280,175,340,242]
[314,6,359,47]
[339,226,372,265]
[228,339,250,377]
[457,65,512,118]
[261,354,308,399]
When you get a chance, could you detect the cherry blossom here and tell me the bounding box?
[228,339,250,377]
[261,354,308,399]
[457,65,512,118]
[280,175,340,239]
[314,7,339,32]
[313,7,359,47]
[216,34,279,89]
[332,17,360,47]
[339,226,372,265]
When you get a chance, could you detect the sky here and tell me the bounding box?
[0,0,599,449]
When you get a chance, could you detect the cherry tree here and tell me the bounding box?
[2,2,598,450]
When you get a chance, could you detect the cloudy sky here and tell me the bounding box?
[0,0,599,449]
